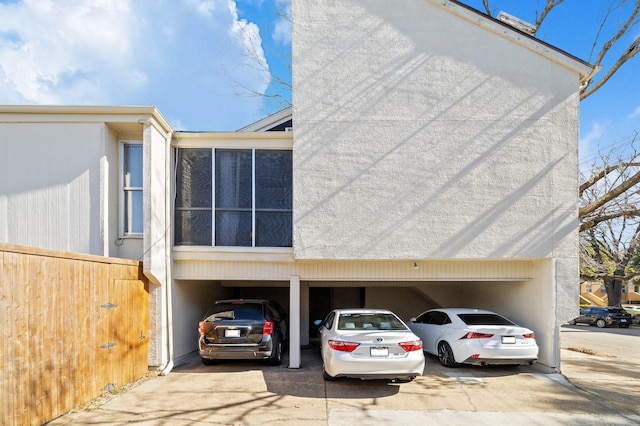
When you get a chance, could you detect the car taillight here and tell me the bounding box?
[460,332,494,339]
[398,340,423,352]
[328,340,360,352]
[198,321,206,336]
[263,320,274,336]
[523,332,535,339]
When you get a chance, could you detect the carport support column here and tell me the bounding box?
[289,275,301,368]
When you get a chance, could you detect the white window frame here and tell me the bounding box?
[120,141,143,238]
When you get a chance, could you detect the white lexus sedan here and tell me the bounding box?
[317,308,425,382]
[408,308,538,367]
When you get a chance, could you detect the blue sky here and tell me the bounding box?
[0,0,637,166]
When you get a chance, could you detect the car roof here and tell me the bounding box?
[215,299,270,304]
[427,308,498,315]
[334,308,394,314]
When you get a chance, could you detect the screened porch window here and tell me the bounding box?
[175,148,292,247]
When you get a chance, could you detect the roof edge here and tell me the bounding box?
[0,105,173,134]
[238,106,292,132]
[433,0,595,79]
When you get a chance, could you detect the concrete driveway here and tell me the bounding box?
[48,328,640,425]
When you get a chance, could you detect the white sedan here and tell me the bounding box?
[408,308,538,367]
[317,308,425,381]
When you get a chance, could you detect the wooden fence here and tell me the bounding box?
[0,244,149,426]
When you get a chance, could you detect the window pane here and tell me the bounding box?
[256,150,292,209]
[124,144,143,187]
[256,212,292,247]
[124,190,143,234]
[175,210,212,245]
[215,150,252,209]
[215,211,252,246]
[176,149,212,208]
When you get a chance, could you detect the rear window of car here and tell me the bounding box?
[208,303,264,321]
[605,308,629,314]
[457,313,515,326]
[338,313,407,330]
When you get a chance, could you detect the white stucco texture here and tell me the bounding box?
[292,0,580,263]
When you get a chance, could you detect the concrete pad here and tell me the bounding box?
[47,347,640,425]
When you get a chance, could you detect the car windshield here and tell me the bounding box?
[457,313,515,326]
[206,303,264,321]
[337,313,407,330]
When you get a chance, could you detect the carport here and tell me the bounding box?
[168,256,559,370]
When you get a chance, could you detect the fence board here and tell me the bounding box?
[0,244,149,426]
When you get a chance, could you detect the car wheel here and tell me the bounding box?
[322,366,336,381]
[268,335,283,366]
[621,324,630,328]
[595,319,606,328]
[438,341,457,368]
[201,357,216,366]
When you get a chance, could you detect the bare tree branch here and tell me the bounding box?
[580,0,640,99]
[533,0,565,35]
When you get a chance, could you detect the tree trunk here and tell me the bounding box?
[604,276,623,307]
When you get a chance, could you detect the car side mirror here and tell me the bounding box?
[409,317,417,323]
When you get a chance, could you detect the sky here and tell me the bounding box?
[0,0,292,131]
[0,0,638,164]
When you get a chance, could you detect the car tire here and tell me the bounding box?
[322,366,336,381]
[201,357,216,366]
[595,319,606,328]
[621,324,630,328]
[268,335,283,366]
[437,341,457,368]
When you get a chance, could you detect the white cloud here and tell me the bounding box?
[0,0,273,130]
[187,0,217,17]
[579,121,606,168]
[628,106,640,119]
[272,0,291,45]
[0,0,135,104]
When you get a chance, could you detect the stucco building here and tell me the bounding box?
[0,0,593,371]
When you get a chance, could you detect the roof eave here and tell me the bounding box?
[433,0,595,80]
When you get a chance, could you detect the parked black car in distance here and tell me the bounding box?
[569,306,632,328]
[198,299,288,366]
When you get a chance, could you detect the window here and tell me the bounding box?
[586,284,592,293]
[175,148,292,247]
[122,142,143,235]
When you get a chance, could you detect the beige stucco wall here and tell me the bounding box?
[292,0,581,345]
[292,0,580,262]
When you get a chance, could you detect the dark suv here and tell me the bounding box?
[198,299,288,366]
[569,306,632,328]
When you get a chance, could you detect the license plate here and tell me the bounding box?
[501,336,516,344]
[225,329,241,337]
[621,319,627,323]
[370,347,389,357]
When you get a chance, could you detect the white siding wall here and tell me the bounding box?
[0,123,106,255]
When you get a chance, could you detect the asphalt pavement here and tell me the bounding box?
[47,327,640,425]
